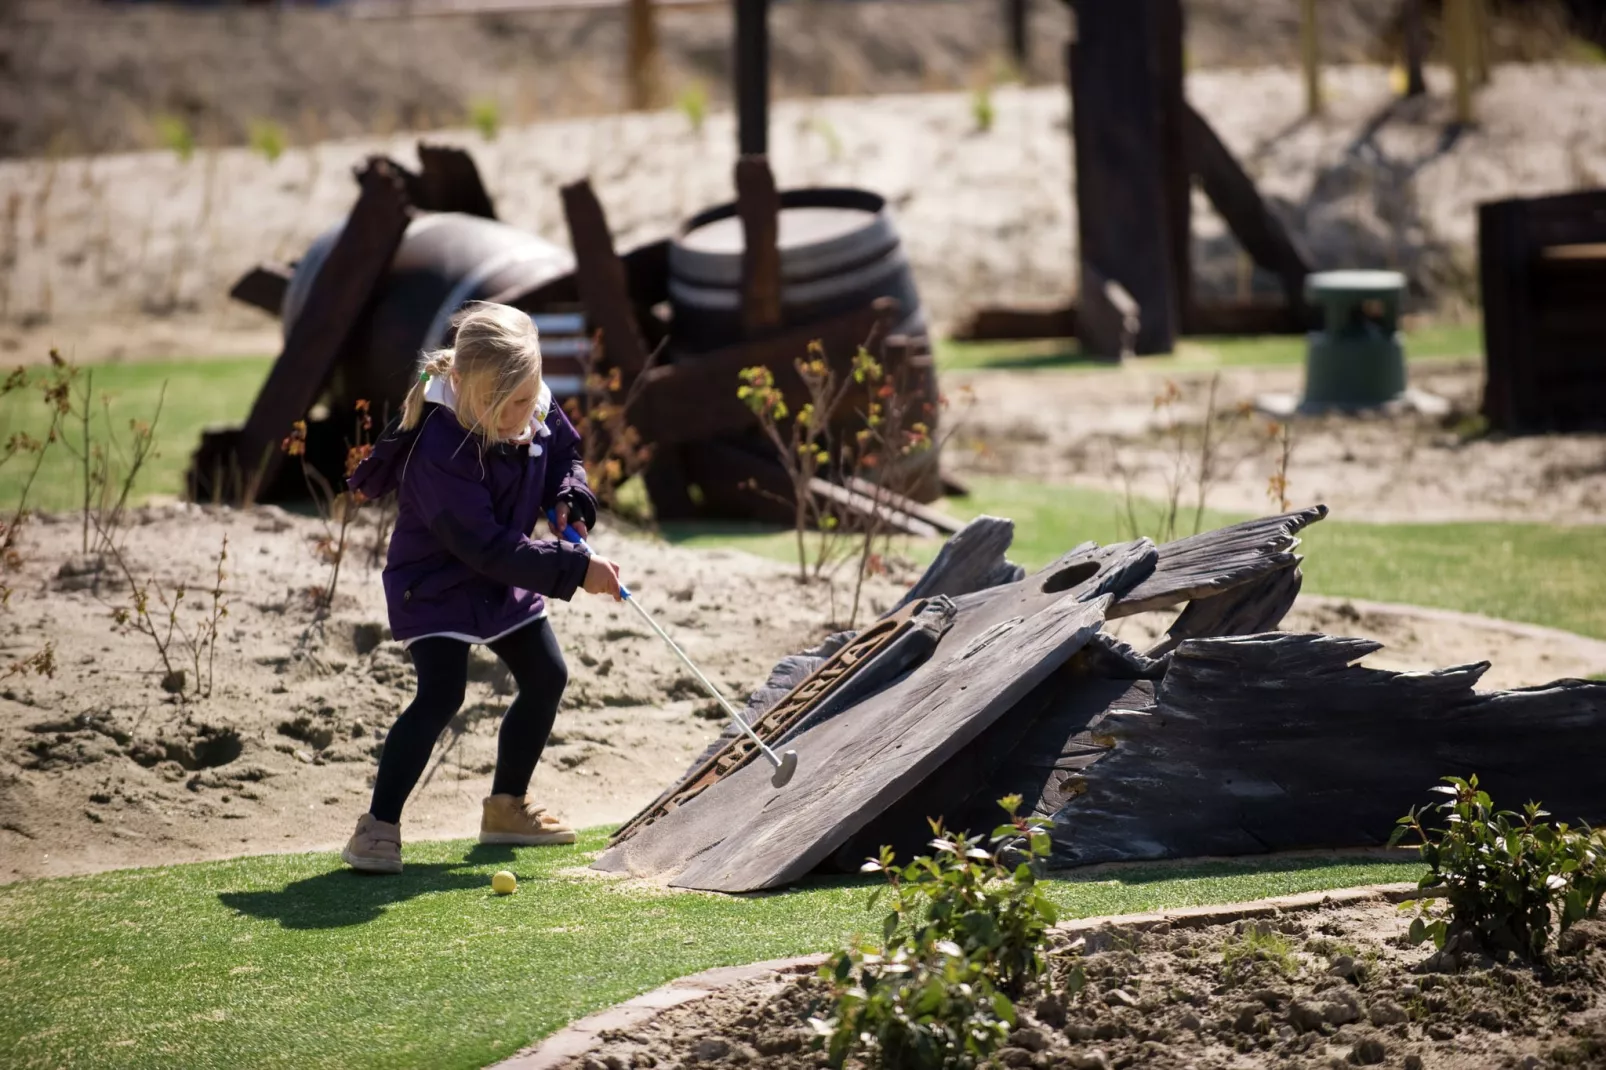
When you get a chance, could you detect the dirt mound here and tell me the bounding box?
[564,899,1606,1070]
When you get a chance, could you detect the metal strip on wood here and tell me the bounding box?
[609,597,951,846]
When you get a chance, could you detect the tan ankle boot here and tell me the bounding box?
[342,813,402,874]
[479,794,576,846]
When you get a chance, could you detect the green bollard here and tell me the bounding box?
[1301,270,1408,411]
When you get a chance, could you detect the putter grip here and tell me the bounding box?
[547,508,631,599]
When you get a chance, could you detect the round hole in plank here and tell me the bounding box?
[1042,560,1099,594]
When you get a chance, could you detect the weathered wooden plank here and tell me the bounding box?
[1049,633,1606,866]
[1069,2,1177,355]
[594,538,1159,891]
[205,157,412,502]
[953,305,1078,343]
[1146,563,1304,658]
[416,142,497,218]
[736,155,783,336]
[228,262,292,315]
[1077,265,1140,362]
[892,515,1025,612]
[561,179,650,387]
[840,476,964,535]
[1182,102,1312,307]
[735,0,771,156]
[1110,505,1326,616]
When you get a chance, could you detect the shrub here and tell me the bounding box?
[248,120,287,164]
[810,796,1076,1069]
[1391,775,1606,959]
[154,114,195,162]
[468,98,501,141]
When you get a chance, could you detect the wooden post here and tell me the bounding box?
[1470,0,1491,86]
[734,0,771,156]
[1151,0,1191,334]
[735,156,783,336]
[1402,0,1426,97]
[627,0,661,111]
[1068,3,1178,356]
[1448,0,1475,125]
[1005,0,1029,77]
[1300,0,1322,117]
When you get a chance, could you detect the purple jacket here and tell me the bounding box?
[348,392,597,644]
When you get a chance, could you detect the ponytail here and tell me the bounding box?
[400,349,456,431]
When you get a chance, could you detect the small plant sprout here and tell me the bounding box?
[154,114,195,162]
[100,530,229,700]
[676,81,708,134]
[468,98,502,141]
[1391,775,1606,960]
[2,642,56,681]
[283,400,377,613]
[972,82,996,134]
[248,120,287,164]
[1267,419,1295,512]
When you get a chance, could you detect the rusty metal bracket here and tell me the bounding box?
[609,597,956,845]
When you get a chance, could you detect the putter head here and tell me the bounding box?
[770,750,798,789]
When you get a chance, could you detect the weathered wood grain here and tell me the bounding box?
[892,516,1026,612]
[1110,505,1326,616]
[228,262,292,315]
[594,539,1158,892]
[415,143,497,219]
[1146,564,1304,658]
[1049,633,1606,866]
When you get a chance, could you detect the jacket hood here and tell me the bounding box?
[347,375,555,501]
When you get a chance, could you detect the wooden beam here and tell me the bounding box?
[1182,102,1312,307]
[1300,0,1322,116]
[734,0,770,156]
[626,0,662,110]
[954,304,1077,342]
[1077,265,1140,361]
[1068,5,1178,355]
[560,179,650,387]
[228,262,292,316]
[415,143,496,218]
[1402,0,1427,96]
[1151,0,1192,332]
[735,156,783,336]
[197,158,411,502]
[1004,0,1029,74]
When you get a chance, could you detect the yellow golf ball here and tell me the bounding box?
[491,870,517,895]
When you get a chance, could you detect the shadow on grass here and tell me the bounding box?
[217,844,519,929]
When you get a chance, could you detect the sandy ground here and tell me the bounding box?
[952,358,1606,525]
[3,506,1603,887]
[6,64,1606,362]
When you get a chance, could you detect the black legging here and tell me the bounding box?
[368,617,568,825]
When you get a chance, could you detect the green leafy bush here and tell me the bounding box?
[249,120,287,163]
[676,80,708,134]
[154,114,195,162]
[809,796,1075,1069]
[1391,775,1606,959]
[467,97,501,141]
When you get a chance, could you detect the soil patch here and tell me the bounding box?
[556,899,1606,1070]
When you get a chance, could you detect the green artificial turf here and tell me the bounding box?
[0,830,1418,1070]
[0,357,272,512]
[934,323,1483,374]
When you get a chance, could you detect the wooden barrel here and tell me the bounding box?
[282,212,576,419]
[667,188,926,354]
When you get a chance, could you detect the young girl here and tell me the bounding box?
[341,301,622,875]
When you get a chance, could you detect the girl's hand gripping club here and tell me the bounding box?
[547,511,798,789]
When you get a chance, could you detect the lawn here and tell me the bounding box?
[665,478,1606,641]
[0,830,1419,1070]
[0,357,272,512]
[934,323,1483,374]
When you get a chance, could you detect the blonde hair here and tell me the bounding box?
[401,301,542,440]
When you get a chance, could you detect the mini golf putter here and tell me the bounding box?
[547,510,798,789]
